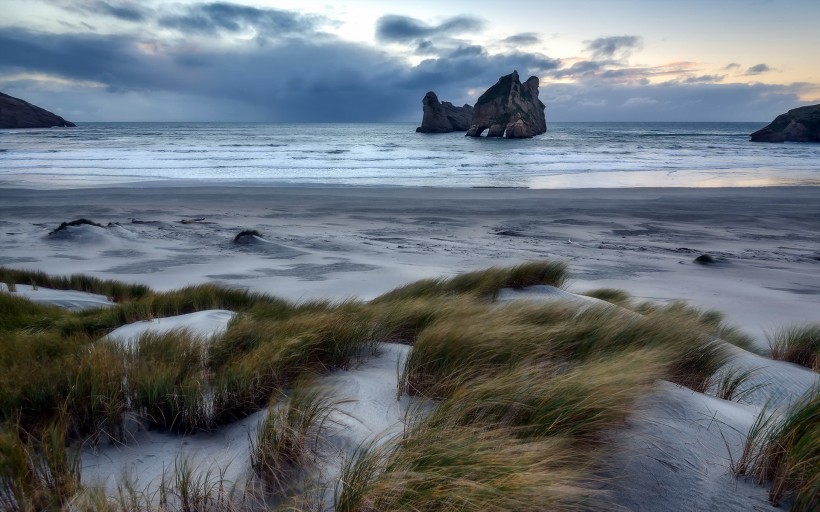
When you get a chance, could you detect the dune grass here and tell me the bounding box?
[0,419,80,512]
[73,455,254,512]
[0,266,150,303]
[733,388,819,509]
[768,324,820,371]
[0,292,68,332]
[0,261,786,509]
[250,382,337,495]
[374,260,568,302]
[581,287,633,306]
[711,366,766,403]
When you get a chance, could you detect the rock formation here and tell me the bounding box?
[750,104,820,142]
[416,92,474,133]
[0,92,76,129]
[466,71,546,139]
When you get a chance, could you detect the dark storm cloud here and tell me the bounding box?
[1,21,810,123]
[375,14,484,43]
[502,33,541,46]
[584,36,642,58]
[157,2,319,37]
[0,22,563,121]
[746,63,771,75]
[0,27,140,88]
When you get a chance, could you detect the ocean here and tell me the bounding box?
[1,122,818,189]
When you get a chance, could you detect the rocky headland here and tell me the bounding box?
[416,71,547,138]
[466,70,546,139]
[0,92,76,129]
[415,92,474,133]
[750,104,820,142]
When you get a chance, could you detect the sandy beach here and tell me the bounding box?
[1,184,819,510]
[2,185,818,347]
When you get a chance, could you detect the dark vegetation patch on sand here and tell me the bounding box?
[48,218,104,236]
[233,229,262,243]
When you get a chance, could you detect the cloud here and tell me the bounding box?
[157,2,321,37]
[584,36,642,59]
[547,59,703,86]
[723,62,741,70]
[746,63,772,75]
[682,74,725,84]
[501,33,541,46]
[415,40,437,55]
[79,1,148,22]
[0,24,558,122]
[0,17,812,123]
[543,81,804,122]
[375,14,484,43]
[623,96,658,107]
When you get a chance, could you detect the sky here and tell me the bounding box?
[1,0,819,122]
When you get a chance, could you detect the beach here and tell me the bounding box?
[2,185,818,347]
[1,184,819,510]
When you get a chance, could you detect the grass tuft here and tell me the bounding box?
[581,287,633,306]
[0,267,150,303]
[734,388,819,509]
[768,324,820,371]
[251,382,336,495]
[374,260,568,302]
[0,419,80,511]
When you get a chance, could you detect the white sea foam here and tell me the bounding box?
[1,122,819,189]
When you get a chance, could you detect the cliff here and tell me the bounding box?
[750,104,820,142]
[416,92,474,133]
[465,71,546,139]
[0,92,76,129]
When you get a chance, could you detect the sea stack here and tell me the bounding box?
[0,92,76,129]
[466,70,546,139]
[416,92,474,133]
[750,104,820,142]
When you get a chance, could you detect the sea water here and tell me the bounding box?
[1,122,818,188]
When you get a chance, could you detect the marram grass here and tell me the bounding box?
[768,324,820,371]
[0,261,775,510]
[734,387,819,510]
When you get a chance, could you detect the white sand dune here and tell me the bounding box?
[1,283,115,310]
[80,341,415,506]
[104,309,235,347]
[716,345,819,408]
[600,381,777,511]
[497,284,609,307]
